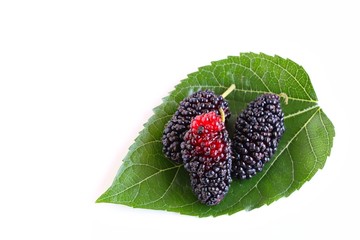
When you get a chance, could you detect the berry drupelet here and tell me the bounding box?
[181,111,232,206]
[232,94,285,179]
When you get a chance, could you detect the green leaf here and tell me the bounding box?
[96,52,335,217]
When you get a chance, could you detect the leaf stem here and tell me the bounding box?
[221,84,236,98]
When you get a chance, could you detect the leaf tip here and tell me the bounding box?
[95,193,108,203]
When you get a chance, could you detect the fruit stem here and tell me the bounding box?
[221,84,236,98]
[219,108,225,122]
[278,92,289,105]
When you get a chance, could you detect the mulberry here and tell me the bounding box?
[162,87,233,164]
[181,111,232,206]
[232,94,285,179]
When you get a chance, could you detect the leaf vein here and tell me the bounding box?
[171,85,316,103]
[249,62,271,92]
[302,125,320,182]
[201,68,224,87]
[284,104,318,119]
[101,165,181,201]
[136,166,182,206]
[129,140,162,157]
[260,57,314,101]
[319,110,331,155]
[270,148,296,200]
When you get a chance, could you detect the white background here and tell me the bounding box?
[0,0,358,239]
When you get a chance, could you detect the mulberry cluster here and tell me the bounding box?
[181,111,232,206]
[161,85,286,206]
[232,94,285,179]
[162,90,230,164]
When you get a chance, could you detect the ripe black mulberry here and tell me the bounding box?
[181,111,232,206]
[232,94,285,179]
[162,90,230,164]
